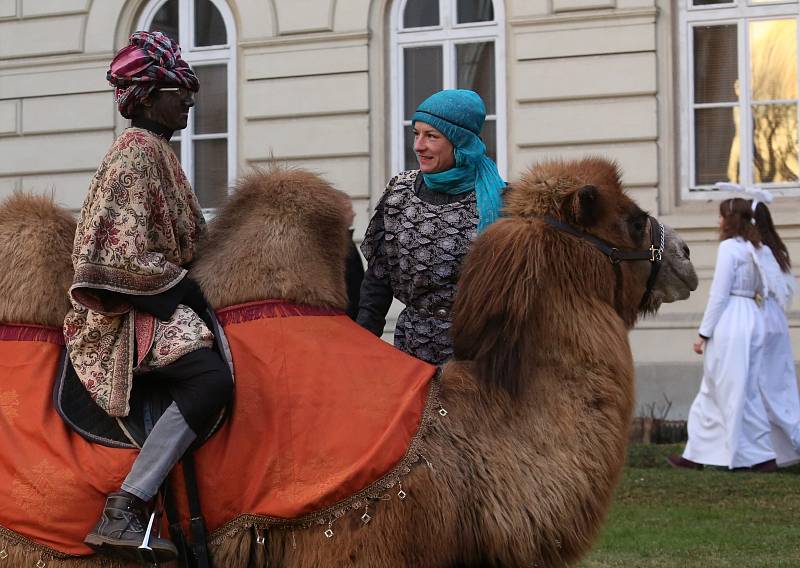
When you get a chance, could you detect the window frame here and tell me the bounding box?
[390,0,507,178]
[678,0,800,198]
[137,0,237,211]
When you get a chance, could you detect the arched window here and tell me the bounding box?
[390,0,507,176]
[137,0,237,209]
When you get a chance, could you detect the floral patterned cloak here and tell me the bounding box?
[63,127,212,417]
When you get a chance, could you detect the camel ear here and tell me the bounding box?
[574,185,602,227]
[451,219,536,395]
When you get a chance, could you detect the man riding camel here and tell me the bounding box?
[63,30,232,562]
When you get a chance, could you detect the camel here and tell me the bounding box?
[0,158,697,567]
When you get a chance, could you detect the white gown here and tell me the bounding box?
[756,245,800,466]
[683,238,775,468]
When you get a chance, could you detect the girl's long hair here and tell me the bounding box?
[753,201,791,273]
[719,198,761,247]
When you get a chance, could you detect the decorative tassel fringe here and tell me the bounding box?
[0,540,120,567]
[208,526,259,568]
[0,533,182,567]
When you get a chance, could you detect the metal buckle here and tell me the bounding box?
[649,244,662,263]
[609,248,621,264]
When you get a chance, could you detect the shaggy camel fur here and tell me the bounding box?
[0,160,696,567]
[0,192,75,327]
[192,160,695,568]
[191,165,353,311]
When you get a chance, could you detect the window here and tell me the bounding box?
[680,1,799,194]
[137,0,236,209]
[390,0,507,176]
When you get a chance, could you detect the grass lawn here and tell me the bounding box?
[581,444,800,567]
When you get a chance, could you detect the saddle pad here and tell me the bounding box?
[54,307,234,449]
[0,325,137,555]
[190,301,437,529]
[55,351,133,447]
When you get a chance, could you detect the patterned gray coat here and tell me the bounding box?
[358,170,479,365]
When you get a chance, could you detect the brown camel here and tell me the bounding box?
[0,158,696,567]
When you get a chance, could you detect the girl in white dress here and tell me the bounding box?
[752,201,800,466]
[669,198,776,471]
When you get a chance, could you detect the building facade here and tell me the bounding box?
[1,0,798,417]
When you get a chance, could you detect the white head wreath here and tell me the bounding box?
[714,182,774,215]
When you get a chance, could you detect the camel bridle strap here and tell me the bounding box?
[539,216,664,310]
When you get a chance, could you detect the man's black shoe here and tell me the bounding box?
[84,491,177,562]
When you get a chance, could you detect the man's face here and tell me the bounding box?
[147,86,195,131]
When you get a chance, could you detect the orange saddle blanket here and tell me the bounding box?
[195,301,438,531]
[0,324,137,555]
[0,304,437,556]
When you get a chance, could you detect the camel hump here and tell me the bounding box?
[191,163,354,311]
[0,192,76,327]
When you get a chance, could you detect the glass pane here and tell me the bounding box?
[194,138,228,208]
[195,0,227,46]
[404,124,417,171]
[149,0,179,43]
[404,46,443,119]
[752,104,798,184]
[193,65,227,134]
[457,0,494,23]
[692,0,733,5]
[403,0,439,28]
[695,107,739,185]
[750,20,798,102]
[481,118,496,163]
[169,140,180,158]
[456,42,495,114]
[693,25,738,104]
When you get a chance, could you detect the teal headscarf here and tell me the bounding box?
[412,89,505,233]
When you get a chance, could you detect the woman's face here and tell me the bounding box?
[413,121,455,173]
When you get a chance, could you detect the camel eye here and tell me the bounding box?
[629,213,648,240]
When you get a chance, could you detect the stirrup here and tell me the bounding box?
[137,511,159,565]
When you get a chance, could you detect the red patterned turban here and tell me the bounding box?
[107,30,199,119]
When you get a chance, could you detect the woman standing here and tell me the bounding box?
[357,89,505,365]
[669,198,776,471]
[753,200,800,465]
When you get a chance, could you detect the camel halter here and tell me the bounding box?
[539,216,665,311]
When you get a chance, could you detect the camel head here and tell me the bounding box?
[502,156,697,316]
[191,165,353,310]
[0,192,76,327]
[452,157,697,393]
